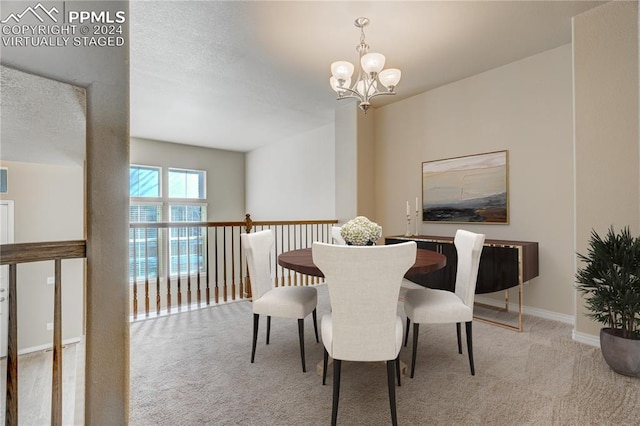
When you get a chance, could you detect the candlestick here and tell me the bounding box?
[406,214,411,236]
[415,210,419,236]
[406,201,410,216]
[415,197,419,213]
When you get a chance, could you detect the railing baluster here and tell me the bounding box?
[273,225,279,288]
[132,228,138,319]
[197,226,202,306]
[187,225,192,307]
[223,227,228,302]
[206,227,211,305]
[165,226,171,312]
[156,273,161,316]
[51,259,62,426]
[177,227,182,309]
[231,227,236,300]
[144,229,150,317]
[6,263,18,426]
[214,227,219,304]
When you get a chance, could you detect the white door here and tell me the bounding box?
[0,200,14,357]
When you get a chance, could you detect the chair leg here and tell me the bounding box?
[331,359,342,426]
[266,316,271,344]
[404,317,411,347]
[410,323,419,378]
[312,308,319,343]
[298,318,306,373]
[322,348,329,385]
[251,314,259,363]
[465,321,475,376]
[456,322,462,354]
[395,354,401,387]
[387,359,398,426]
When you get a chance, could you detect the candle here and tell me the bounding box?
[415,197,419,212]
[406,201,410,216]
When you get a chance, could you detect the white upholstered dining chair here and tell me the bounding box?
[312,241,416,426]
[403,229,485,378]
[241,230,318,373]
[331,226,346,245]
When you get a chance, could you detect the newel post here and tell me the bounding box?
[243,214,253,299]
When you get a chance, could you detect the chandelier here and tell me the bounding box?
[329,17,401,113]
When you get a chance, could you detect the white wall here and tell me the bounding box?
[573,1,639,337]
[0,161,84,351]
[375,44,575,318]
[246,123,335,220]
[130,137,246,221]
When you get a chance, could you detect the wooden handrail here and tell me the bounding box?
[0,240,86,265]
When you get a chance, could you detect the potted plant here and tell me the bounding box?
[340,216,382,246]
[575,226,640,376]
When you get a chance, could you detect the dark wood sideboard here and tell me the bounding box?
[386,235,539,331]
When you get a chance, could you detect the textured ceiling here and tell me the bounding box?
[0,66,86,166]
[129,0,604,153]
[0,1,606,165]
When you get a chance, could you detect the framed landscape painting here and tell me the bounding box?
[422,150,508,223]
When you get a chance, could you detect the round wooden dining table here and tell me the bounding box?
[277,246,447,277]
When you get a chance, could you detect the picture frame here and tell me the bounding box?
[0,168,7,194]
[422,150,508,223]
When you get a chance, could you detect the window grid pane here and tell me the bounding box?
[168,169,205,199]
[169,205,207,275]
[130,166,160,198]
[129,204,162,281]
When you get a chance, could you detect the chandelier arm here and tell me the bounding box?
[367,90,396,100]
[335,86,365,100]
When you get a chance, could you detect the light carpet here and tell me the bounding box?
[130,285,640,425]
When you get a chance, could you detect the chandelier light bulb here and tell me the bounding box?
[356,79,377,97]
[331,61,355,81]
[330,76,351,94]
[361,52,386,75]
[378,68,401,90]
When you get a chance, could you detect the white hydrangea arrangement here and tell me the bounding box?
[340,216,382,246]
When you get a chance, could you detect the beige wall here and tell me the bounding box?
[357,108,376,220]
[573,1,639,337]
[375,44,575,318]
[335,102,377,224]
[130,137,245,221]
[0,161,84,350]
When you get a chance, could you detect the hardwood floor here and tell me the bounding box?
[0,341,84,425]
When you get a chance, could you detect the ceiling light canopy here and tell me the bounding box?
[329,17,401,113]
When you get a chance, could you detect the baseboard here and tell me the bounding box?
[572,330,600,347]
[474,295,575,325]
[18,336,82,355]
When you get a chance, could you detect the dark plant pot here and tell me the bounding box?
[600,328,640,377]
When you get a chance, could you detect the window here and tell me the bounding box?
[168,168,205,199]
[130,165,160,198]
[129,165,208,281]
